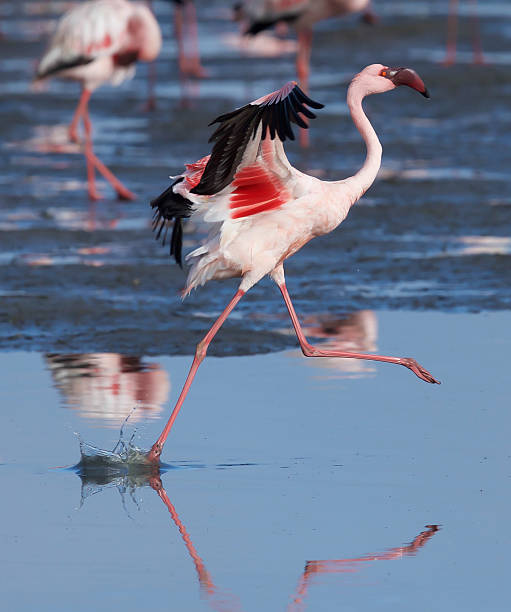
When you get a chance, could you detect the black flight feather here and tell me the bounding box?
[244,13,300,36]
[191,83,324,197]
[35,55,94,80]
[150,177,193,268]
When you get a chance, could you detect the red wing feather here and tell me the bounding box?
[229,164,289,220]
[184,155,210,190]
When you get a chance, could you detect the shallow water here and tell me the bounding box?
[0,1,510,610]
[1,311,511,611]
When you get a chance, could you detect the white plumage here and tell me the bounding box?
[147,64,439,462]
[35,0,162,200]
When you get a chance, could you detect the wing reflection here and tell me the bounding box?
[286,310,379,378]
[74,461,439,612]
[46,353,170,426]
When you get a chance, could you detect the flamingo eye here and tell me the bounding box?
[380,68,399,79]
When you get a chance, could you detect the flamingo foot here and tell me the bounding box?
[69,127,80,143]
[187,64,209,79]
[179,58,209,79]
[142,97,157,112]
[399,358,440,384]
[442,49,457,66]
[88,187,103,201]
[146,442,162,464]
[116,186,136,201]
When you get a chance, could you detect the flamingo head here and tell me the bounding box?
[353,64,430,98]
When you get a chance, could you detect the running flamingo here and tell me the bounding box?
[147,64,439,462]
[444,0,484,65]
[35,0,162,200]
[235,0,377,145]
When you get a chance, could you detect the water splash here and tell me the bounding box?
[72,410,162,490]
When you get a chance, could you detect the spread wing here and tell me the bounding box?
[150,82,324,266]
[191,81,323,197]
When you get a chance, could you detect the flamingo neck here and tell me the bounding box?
[342,82,382,203]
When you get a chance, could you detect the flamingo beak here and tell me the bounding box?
[391,68,430,98]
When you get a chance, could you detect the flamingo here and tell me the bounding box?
[444,0,484,65]
[146,64,439,462]
[34,0,162,201]
[234,0,378,145]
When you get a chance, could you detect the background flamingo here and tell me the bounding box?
[45,353,170,424]
[147,64,438,462]
[444,0,484,65]
[144,0,205,109]
[235,0,378,145]
[35,0,162,200]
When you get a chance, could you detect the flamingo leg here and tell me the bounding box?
[469,0,485,64]
[297,28,312,147]
[144,0,157,110]
[147,288,245,462]
[277,282,440,384]
[80,90,101,201]
[174,1,206,79]
[81,96,136,201]
[183,1,207,77]
[69,88,90,143]
[443,0,458,65]
[174,3,187,78]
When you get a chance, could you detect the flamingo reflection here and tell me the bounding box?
[46,353,170,426]
[284,310,379,379]
[75,461,439,612]
[288,525,439,612]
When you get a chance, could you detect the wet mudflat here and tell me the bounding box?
[1,0,510,610]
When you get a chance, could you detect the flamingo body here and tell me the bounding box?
[147,64,438,462]
[36,0,161,200]
[37,0,161,90]
[240,0,372,34]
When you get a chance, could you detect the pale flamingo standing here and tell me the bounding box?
[35,0,162,200]
[235,0,378,145]
[146,64,439,463]
[444,0,484,65]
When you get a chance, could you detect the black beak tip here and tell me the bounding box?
[422,88,431,99]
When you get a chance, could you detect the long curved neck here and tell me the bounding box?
[342,81,382,203]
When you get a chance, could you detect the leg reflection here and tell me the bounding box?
[288,525,440,611]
